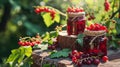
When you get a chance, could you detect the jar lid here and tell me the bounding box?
[67,12,85,17]
[83,29,106,36]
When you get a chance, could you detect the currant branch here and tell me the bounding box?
[44,6,67,17]
[33,6,67,17]
[110,8,119,19]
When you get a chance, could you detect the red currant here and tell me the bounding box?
[102,56,108,62]
[94,59,100,65]
[72,50,78,55]
[35,8,41,14]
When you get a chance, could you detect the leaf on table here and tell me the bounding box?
[50,49,71,58]
[33,44,48,50]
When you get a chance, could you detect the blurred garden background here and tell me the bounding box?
[0,0,120,67]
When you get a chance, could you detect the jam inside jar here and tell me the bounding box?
[67,12,86,35]
[83,31,107,57]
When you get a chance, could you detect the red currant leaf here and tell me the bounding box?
[42,13,54,27]
[54,13,60,23]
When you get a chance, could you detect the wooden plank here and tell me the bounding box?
[32,49,120,67]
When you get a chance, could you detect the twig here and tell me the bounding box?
[110,9,119,19]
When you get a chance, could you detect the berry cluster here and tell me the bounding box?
[104,0,110,12]
[35,7,56,20]
[18,34,41,46]
[48,42,58,50]
[86,23,107,32]
[69,50,108,66]
[86,13,95,21]
[67,7,84,13]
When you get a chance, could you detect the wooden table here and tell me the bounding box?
[32,49,120,67]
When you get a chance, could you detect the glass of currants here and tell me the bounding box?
[83,23,108,57]
[67,7,86,35]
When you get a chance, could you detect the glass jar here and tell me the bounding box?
[83,30,107,57]
[67,12,86,35]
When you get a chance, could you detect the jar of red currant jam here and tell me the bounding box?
[83,23,108,57]
[67,7,86,35]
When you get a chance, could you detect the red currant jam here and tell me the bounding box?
[83,35,107,57]
[67,12,86,35]
[76,18,86,34]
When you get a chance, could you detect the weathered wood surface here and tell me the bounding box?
[57,31,82,50]
[32,49,120,67]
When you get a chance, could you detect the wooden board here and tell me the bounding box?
[32,49,120,67]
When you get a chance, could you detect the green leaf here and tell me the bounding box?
[6,46,32,66]
[48,39,54,45]
[50,31,58,38]
[24,46,32,57]
[54,13,60,23]
[50,49,71,58]
[6,49,19,63]
[76,34,84,46]
[42,32,50,42]
[42,13,54,27]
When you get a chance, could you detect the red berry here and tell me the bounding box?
[48,45,52,49]
[86,60,91,65]
[94,59,100,65]
[51,45,55,50]
[102,56,108,62]
[104,0,110,12]
[75,8,79,12]
[67,7,72,12]
[22,42,26,46]
[35,8,41,14]
[36,41,41,44]
[18,41,22,45]
[82,59,87,64]
[30,42,34,46]
[77,62,82,67]
[72,56,77,63]
[88,17,91,21]
[72,50,78,55]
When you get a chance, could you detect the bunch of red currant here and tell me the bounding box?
[48,42,58,50]
[18,34,41,46]
[35,7,56,20]
[104,0,110,12]
[67,7,84,13]
[69,50,108,67]
[86,23,108,32]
